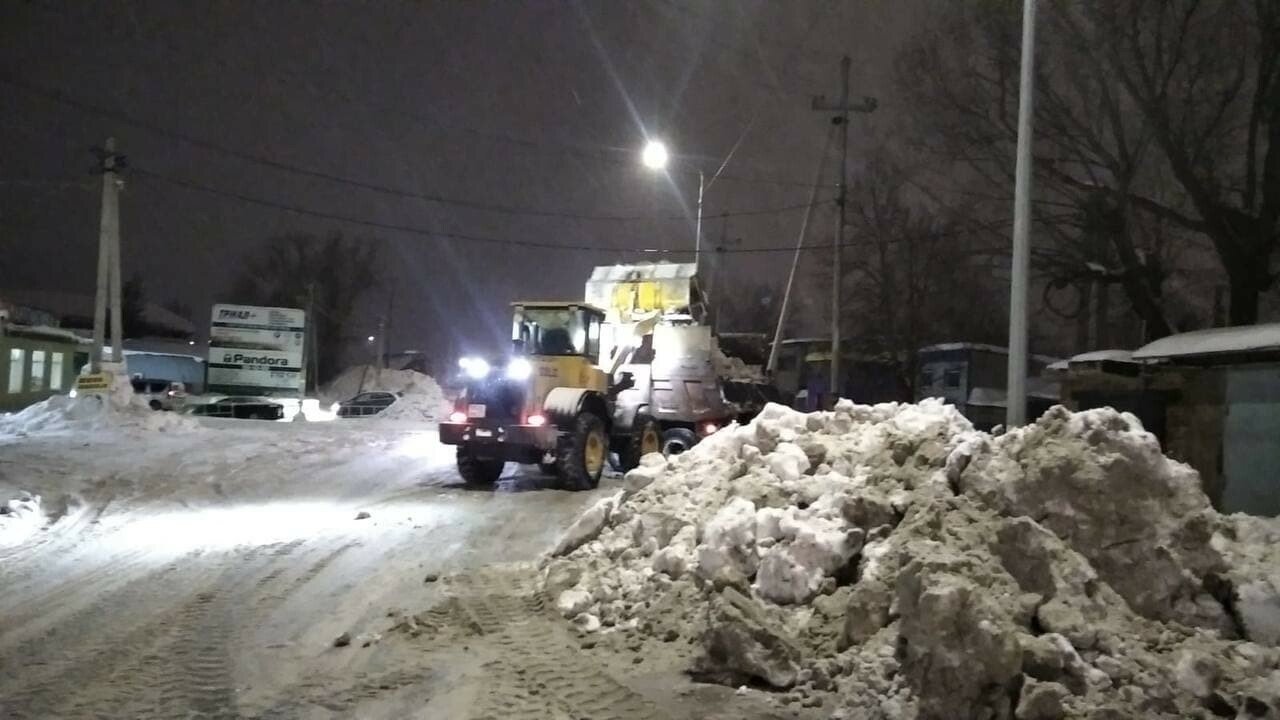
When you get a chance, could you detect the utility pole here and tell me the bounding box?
[812,56,876,408]
[694,170,705,272]
[1006,0,1038,428]
[380,285,395,370]
[306,283,318,393]
[708,214,738,332]
[91,137,126,373]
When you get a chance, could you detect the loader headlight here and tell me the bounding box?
[459,356,490,379]
[506,357,533,381]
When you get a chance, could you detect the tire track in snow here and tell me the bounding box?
[435,566,670,720]
[0,543,289,719]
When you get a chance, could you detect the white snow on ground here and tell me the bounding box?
[547,399,1280,718]
[323,365,451,422]
[0,491,45,548]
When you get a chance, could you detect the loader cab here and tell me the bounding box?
[511,303,604,364]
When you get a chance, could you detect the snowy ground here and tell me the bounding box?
[0,414,793,719]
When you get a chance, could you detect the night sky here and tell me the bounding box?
[0,1,916,362]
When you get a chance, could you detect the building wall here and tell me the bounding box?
[916,348,969,405]
[1221,365,1280,516]
[0,335,83,412]
[1157,367,1228,509]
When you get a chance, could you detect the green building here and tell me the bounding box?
[0,324,88,413]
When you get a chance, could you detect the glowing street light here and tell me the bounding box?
[641,140,669,170]
[640,139,703,269]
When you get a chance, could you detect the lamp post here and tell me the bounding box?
[1006,0,1038,428]
[641,139,704,271]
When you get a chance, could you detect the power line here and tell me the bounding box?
[1,73,836,218]
[134,165,843,254]
[133,164,1021,257]
[15,0,838,190]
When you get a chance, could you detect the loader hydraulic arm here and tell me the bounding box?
[605,311,661,377]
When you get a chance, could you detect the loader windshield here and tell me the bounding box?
[512,306,601,360]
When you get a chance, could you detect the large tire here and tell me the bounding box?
[619,415,662,472]
[661,427,698,456]
[555,412,608,491]
[457,447,504,485]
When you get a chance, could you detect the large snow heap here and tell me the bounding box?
[322,366,450,422]
[0,372,198,437]
[545,400,1280,719]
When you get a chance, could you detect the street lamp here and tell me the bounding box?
[641,140,668,170]
[640,139,704,270]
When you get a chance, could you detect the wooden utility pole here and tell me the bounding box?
[812,57,876,407]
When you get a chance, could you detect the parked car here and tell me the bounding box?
[189,396,284,420]
[131,378,188,411]
[336,391,401,418]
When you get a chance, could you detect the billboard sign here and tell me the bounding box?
[207,304,306,395]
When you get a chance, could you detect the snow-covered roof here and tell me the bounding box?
[918,342,1059,365]
[123,349,205,362]
[588,262,698,282]
[1132,323,1280,361]
[1047,349,1137,371]
[779,337,830,346]
[1,323,92,344]
[0,289,195,335]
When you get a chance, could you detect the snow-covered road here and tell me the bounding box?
[0,418,626,718]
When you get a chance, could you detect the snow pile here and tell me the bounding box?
[0,490,44,547]
[0,375,201,437]
[322,366,451,422]
[545,400,1280,719]
[713,348,766,383]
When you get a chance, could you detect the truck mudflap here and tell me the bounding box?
[438,422,559,451]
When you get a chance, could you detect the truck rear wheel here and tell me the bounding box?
[619,415,662,472]
[661,427,698,456]
[457,447,504,485]
[556,412,607,491]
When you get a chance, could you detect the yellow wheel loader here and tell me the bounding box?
[441,262,772,490]
[439,302,662,490]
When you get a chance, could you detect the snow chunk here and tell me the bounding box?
[0,491,44,547]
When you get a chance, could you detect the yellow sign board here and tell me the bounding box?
[74,373,112,394]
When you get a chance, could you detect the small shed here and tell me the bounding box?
[916,343,1060,431]
[1131,324,1280,517]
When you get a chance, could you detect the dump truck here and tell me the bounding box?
[438,263,772,489]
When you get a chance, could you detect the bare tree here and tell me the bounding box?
[1076,0,1280,324]
[233,232,379,384]
[898,0,1217,340]
[843,158,1008,394]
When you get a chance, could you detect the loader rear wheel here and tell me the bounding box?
[619,415,662,472]
[556,412,607,491]
[457,447,504,485]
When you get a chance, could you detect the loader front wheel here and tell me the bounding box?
[619,415,662,472]
[556,412,607,491]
